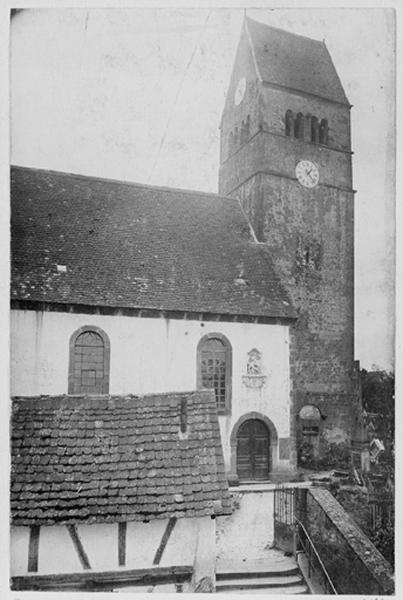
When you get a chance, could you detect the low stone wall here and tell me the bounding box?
[301,487,394,595]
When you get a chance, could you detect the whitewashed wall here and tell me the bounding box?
[10,309,291,471]
[10,516,208,577]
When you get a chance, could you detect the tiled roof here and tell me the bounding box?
[10,166,295,320]
[10,391,232,525]
[246,17,349,105]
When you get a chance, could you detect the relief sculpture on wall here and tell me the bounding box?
[242,348,267,389]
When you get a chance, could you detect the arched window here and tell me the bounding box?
[319,118,329,145]
[294,113,304,139]
[197,333,232,415]
[311,116,319,143]
[68,326,110,394]
[241,114,250,144]
[285,110,294,137]
[299,404,322,436]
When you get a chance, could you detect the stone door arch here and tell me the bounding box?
[230,412,278,482]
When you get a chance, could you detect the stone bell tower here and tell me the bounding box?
[219,17,355,463]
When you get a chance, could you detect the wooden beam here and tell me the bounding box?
[27,526,40,572]
[11,565,193,591]
[118,522,127,566]
[153,517,177,565]
[67,525,91,570]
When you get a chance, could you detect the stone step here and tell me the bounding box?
[217,583,309,594]
[216,574,304,590]
[217,566,300,579]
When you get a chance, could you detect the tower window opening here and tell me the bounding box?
[294,113,304,139]
[240,115,250,145]
[285,110,294,137]
[319,118,329,145]
[311,116,319,143]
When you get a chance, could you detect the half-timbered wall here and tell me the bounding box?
[11,516,215,591]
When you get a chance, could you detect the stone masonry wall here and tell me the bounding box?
[302,487,394,595]
[231,172,355,453]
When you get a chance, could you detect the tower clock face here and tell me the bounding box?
[295,160,319,188]
[234,77,246,106]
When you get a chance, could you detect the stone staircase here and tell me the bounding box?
[215,488,310,594]
[216,556,309,594]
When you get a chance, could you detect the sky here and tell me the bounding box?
[10,6,396,370]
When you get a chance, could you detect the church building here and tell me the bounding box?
[11,16,355,489]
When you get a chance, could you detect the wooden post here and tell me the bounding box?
[67,525,91,570]
[191,517,216,592]
[153,518,177,565]
[118,522,127,567]
[28,526,40,572]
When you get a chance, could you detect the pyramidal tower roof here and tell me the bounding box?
[245,17,350,105]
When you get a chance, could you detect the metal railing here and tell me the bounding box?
[294,518,338,595]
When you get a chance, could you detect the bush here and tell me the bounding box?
[316,439,350,469]
[370,515,394,568]
[297,436,351,471]
[297,438,317,468]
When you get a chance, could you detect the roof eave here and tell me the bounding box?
[11,296,297,323]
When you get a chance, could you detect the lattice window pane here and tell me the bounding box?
[201,339,227,410]
[73,330,105,393]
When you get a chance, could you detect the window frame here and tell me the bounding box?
[197,332,232,416]
[68,325,110,395]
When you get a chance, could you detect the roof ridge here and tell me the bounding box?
[10,164,236,203]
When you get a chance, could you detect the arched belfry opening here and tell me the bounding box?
[319,118,329,144]
[285,109,294,136]
[294,113,304,139]
[311,116,319,142]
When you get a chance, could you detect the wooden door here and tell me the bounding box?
[236,419,270,481]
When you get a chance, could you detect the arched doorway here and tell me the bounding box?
[236,419,270,481]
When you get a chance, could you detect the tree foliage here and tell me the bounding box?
[360,369,395,568]
[370,515,395,568]
[361,369,394,417]
[361,369,394,449]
